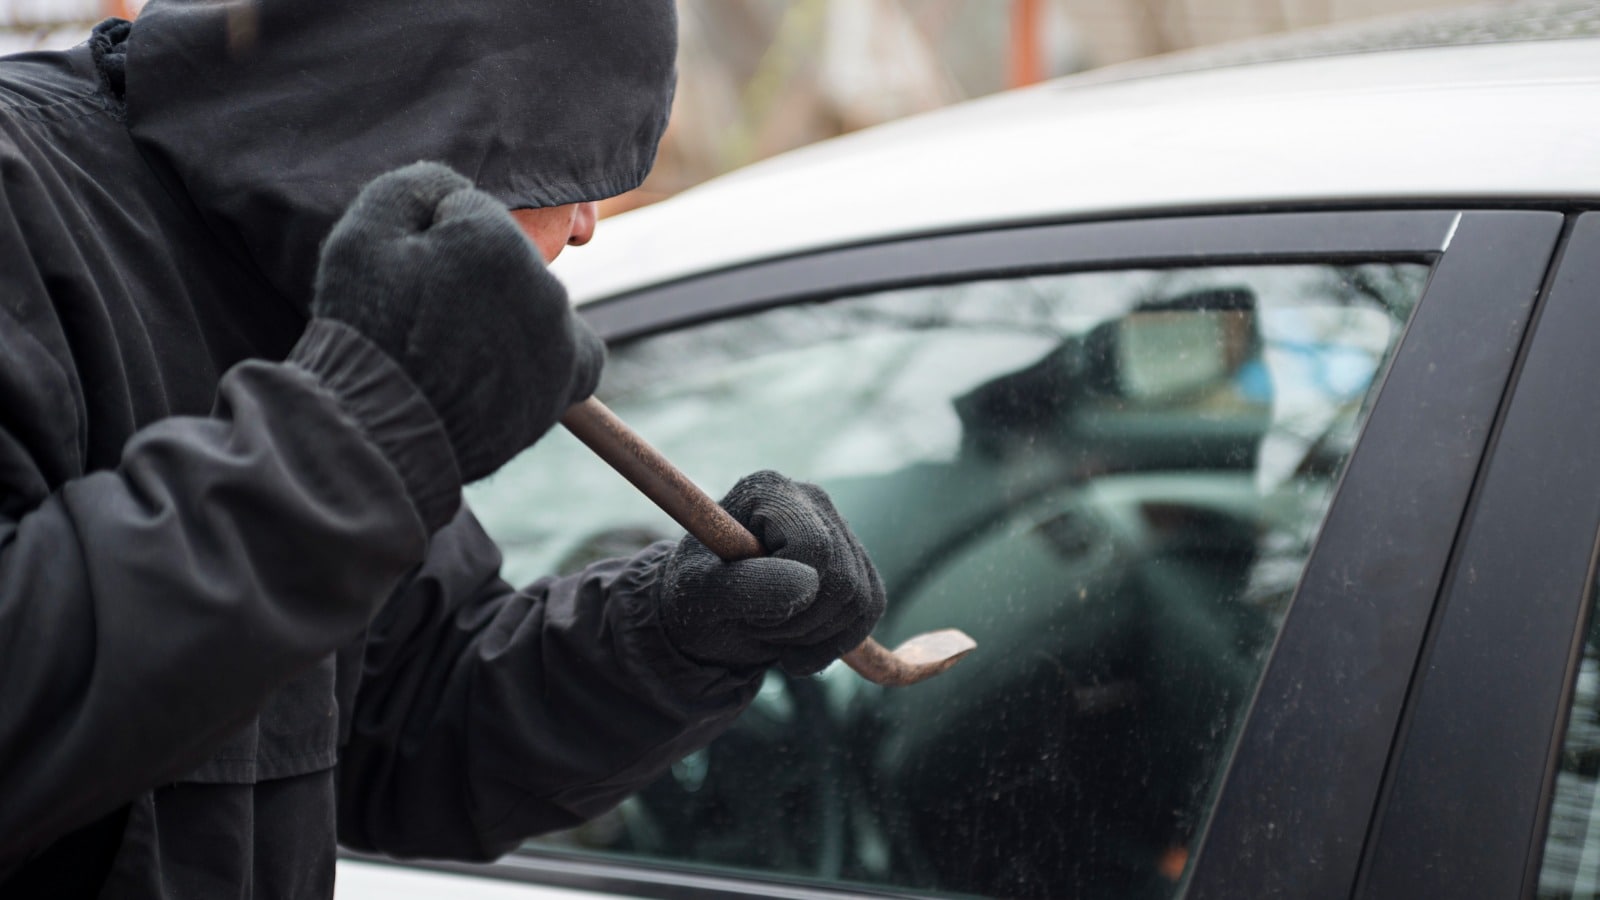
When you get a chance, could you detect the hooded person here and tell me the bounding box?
[0,1,886,897]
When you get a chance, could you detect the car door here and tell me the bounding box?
[338,209,1562,900]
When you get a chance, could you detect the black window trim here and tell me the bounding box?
[345,208,1565,900]
[1355,213,1597,900]
[1186,209,1563,900]
[578,209,1458,342]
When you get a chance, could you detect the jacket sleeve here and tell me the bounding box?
[0,319,453,870]
[335,512,765,861]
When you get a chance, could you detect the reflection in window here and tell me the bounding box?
[1539,584,1600,899]
[469,263,1428,899]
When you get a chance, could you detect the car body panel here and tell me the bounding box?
[336,859,615,899]
[554,40,1600,305]
[344,851,923,900]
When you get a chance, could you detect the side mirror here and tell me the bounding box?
[954,286,1264,462]
[1112,308,1257,403]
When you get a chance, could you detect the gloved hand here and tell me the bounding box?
[658,471,887,676]
[310,161,603,483]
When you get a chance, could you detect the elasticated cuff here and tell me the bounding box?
[287,318,462,533]
[614,542,768,704]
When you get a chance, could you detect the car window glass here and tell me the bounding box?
[467,261,1428,898]
[1537,585,1600,898]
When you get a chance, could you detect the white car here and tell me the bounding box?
[341,6,1600,899]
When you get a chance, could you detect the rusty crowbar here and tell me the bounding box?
[560,397,976,687]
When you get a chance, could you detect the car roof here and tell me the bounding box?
[554,13,1600,304]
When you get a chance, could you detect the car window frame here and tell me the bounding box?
[580,210,1458,342]
[1355,212,1596,900]
[345,208,1562,900]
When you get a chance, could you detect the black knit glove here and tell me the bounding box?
[658,471,887,676]
[310,162,603,483]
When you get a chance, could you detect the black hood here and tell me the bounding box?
[121,0,677,309]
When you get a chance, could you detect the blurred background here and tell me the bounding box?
[0,0,1507,212]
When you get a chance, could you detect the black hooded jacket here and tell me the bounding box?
[0,2,761,896]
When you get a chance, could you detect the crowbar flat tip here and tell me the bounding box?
[841,628,977,687]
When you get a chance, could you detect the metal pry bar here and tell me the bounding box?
[560,397,976,687]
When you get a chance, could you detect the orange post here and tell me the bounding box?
[105,0,138,20]
[1008,0,1044,88]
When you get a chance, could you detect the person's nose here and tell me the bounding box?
[568,201,599,247]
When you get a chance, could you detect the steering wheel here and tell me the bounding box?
[613,669,851,879]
